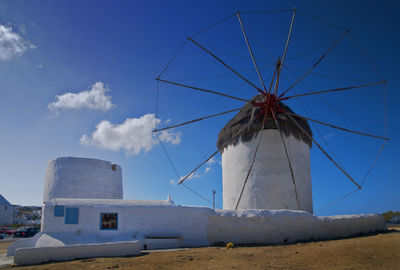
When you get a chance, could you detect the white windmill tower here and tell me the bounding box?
[153,8,388,213]
[217,94,313,212]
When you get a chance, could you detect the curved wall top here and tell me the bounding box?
[43,157,123,202]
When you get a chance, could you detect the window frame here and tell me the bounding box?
[100,212,118,230]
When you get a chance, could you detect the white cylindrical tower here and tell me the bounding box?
[217,95,313,213]
[43,157,123,202]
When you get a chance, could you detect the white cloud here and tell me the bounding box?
[323,133,335,140]
[169,179,178,185]
[169,165,214,186]
[48,82,114,112]
[158,129,182,145]
[36,63,43,69]
[19,25,27,35]
[188,172,202,179]
[207,157,216,165]
[81,113,181,155]
[207,156,222,166]
[0,24,35,61]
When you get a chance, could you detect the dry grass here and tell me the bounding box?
[1,226,399,270]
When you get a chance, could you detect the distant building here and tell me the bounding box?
[13,216,27,225]
[12,206,42,225]
[389,215,400,224]
[0,194,14,226]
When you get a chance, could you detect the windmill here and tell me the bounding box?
[153,8,389,213]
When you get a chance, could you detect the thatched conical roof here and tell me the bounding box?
[217,94,312,151]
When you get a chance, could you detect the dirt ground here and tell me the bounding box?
[0,243,9,254]
[1,226,399,270]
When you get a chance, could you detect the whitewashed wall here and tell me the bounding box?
[43,157,122,202]
[207,210,386,244]
[0,205,14,226]
[7,232,44,256]
[40,199,385,248]
[9,200,386,260]
[41,199,212,248]
[222,130,313,212]
[14,241,141,266]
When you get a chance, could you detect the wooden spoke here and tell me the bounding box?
[286,113,361,189]
[281,7,296,67]
[281,80,386,100]
[156,78,249,102]
[179,150,220,184]
[235,114,267,209]
[279,30,349,98]
[272,7,296,96]
[266,62,279,96]
[273,58,282,96]
[153,108,241,133]
[286,112,389,141]
[237,11,267,93]
[271,109,300,210]
[187,37,264,95]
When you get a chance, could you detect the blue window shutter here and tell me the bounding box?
[54,206,64,217]
[65,207,79,224]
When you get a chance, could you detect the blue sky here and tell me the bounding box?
[0,0,398,215]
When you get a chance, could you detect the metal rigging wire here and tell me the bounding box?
[160,64,276,130]
[170,62,273,82]
[235,113,268,209]
[283,65,379,135]
[239,9,292,15]
[191,13,236,38]
[282,80,386,100]
[279,29,349,97]
[156,134,221,209]
[281,64,388,213]
[284,63,374,83]
[348,33,388,136]
[155,81,222,209]
[158,40,188,79]
[315,141,387,214]
[296,10,347,32]
[281,70,348,170]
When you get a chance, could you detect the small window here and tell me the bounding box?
[54,206,64,217]
[111,164,117,171]
[65,207,79,224]
[100,213,118,230]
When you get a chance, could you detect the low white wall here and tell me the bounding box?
[222,131,312,212]
[43,157,123,202]
[10,201,387,265]
[18,199,386,255]
[207,210,386,245]
[42,199,212,249]
[42,200,386,249]
[14,241,140,266]
[317,214,387,239]
[7,232,44,256]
